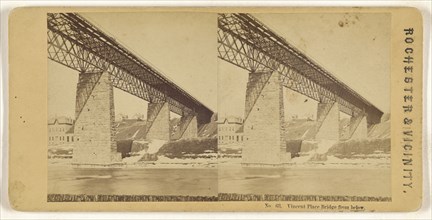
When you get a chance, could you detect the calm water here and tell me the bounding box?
[49,165,391,197]
[219,166,391,197]
[48,166,218,196]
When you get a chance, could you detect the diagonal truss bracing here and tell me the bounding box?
[47,13,213,125]
[218,13,383,125]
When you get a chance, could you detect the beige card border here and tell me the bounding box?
[8,7,423,212]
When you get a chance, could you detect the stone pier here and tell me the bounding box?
[178,114,198,139]
[146,102,171,141]
[73,71,121,165]
[349,114,368,139]
[315,102,340,141]
[242,71,287,165]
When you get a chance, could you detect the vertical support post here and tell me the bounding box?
[242,71,286,165]
[73,71,121,165]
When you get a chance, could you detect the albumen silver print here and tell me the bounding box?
[47,12,218,201]
[7,7,424,212]
[217,13,391,202]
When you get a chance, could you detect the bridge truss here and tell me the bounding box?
[47,13,213,125]
[217,13,383,125]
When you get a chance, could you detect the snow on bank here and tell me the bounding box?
[219,149,390,169]
[288,139,336,163]
[48,158,73,166]
[122,152,144,164]
[122,139,167,164]
[289,140,390,168]
[315,140,336,154]
[157,156,217,165]
[125,155,218,168]
[147,139,166,154]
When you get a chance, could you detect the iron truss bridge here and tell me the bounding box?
[47,13,213,125]
[218,13,383,125]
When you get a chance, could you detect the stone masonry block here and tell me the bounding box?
[146,102,170,141]
[242,71,286,165]
[350,115,368,139]
[315,102,340,141]
[180,115,198,139]
[73,71,121,165]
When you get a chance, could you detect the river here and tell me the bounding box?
[49,165,391,198]
[48,165,218,196]
[219,166,391,197]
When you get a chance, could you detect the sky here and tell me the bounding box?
[48,12,217,119]
[218,13,391,120]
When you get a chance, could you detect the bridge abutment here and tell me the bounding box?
[315,102,340,141]
[242,71,287,165]
[73,71,121,165]
[146,102,171,141]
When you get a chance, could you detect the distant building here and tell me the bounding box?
[217,116,244,146]
[48,116,75,146]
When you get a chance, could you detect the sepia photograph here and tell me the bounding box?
[47,11,391,202]
[217,13,392,201]
[6,6,425,212]
[47,12,218,202]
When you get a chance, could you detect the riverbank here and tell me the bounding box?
[218,154,390,169]
[49,152,390,169]
[48,156,218,169]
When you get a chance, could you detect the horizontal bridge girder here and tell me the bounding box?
[48,13,213,125]
[218,13,383,124]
